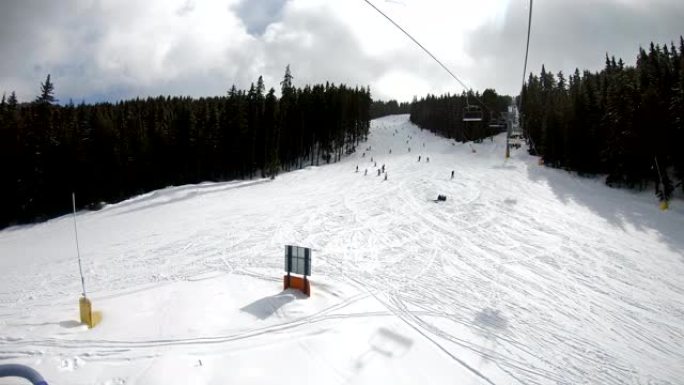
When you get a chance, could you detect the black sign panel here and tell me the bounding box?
[285,245,311,276]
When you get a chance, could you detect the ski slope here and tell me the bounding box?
[1,114,683,385]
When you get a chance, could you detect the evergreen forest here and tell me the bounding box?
[521,39,684,202]
[0,67,371,228]
[409,89,512,142]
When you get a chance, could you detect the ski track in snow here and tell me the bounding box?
[1,114,683,385]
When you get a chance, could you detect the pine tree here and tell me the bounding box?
[8,91,18,108]
[281,65,294,95]
[36,74,57,104]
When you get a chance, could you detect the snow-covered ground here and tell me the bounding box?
[1,114,683,385]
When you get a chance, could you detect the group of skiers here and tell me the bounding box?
[355,129,459,181]
[356,161,388,181]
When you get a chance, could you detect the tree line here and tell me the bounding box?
[370,99,411,119]
[0,66,371,228]
[521,38,684,202]
[409,89,512,142]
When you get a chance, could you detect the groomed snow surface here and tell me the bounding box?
[1,115,683,385]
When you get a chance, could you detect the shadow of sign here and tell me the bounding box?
[355,327,414,369]
[240,291,301,320]
[474,308,508,331]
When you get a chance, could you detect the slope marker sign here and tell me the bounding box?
[284,245,311,296]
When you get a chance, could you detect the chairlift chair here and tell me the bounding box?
[463,105,483,122]
[489,118,506,130]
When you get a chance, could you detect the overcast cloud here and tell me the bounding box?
[0,0,682,103]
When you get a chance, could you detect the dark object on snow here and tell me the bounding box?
[86,201,105,211]
[0,364,48,385]
[451,170,455,179]
[436,195,447,202]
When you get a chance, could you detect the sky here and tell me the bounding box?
[0,0,683,104]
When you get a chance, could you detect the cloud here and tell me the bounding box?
[232,0,289,36]
[465,0,684,95]
[176,0,195,17]
[0,0,682,103]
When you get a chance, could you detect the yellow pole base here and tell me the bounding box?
[79,297,102,328]
[659,201,669,211]
[80,296,92,327]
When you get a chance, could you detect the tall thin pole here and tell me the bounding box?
[72,193,87,298]
[520,0,534,111]
[517,0,535,154]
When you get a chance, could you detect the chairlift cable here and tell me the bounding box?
[520,0,533,110]
[360,0,488,110]
[518,0,536,153]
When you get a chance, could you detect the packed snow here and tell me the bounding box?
[1,115,683,385]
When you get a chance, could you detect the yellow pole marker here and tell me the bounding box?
[73,193,101,328]
[79,296,92,327]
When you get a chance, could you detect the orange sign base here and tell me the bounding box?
[284,275,310,297]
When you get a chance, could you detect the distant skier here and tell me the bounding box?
[384,173,388,181]
[451,170,454,179]
[389,148,392,154]
[365,169,368,176]
[374,161,377,167]
[381,164,385,173]
[426,157,430,163]
[418,155,421,162]
[362,152,365,157]
[377,169,381,176]
[371,157,374,162]
[356,165,359,173]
